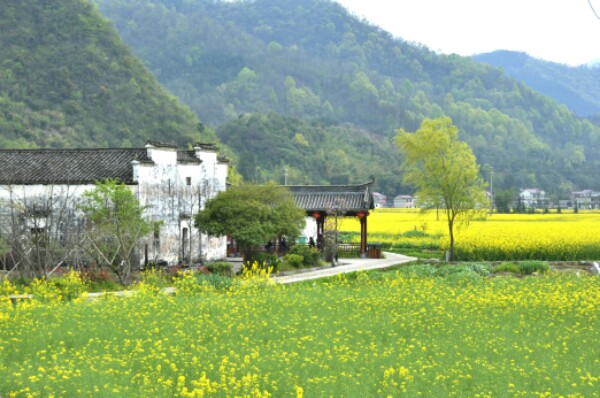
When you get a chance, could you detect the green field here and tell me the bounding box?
[1,269,599,397]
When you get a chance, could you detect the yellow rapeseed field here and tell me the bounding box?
[1,269,599,396]
[340,209,600,260]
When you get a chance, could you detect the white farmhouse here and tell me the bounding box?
[0,141,228,266]
[519,188,546,208]
[394,194,415,208]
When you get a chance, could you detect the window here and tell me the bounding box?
[186,177,192,186]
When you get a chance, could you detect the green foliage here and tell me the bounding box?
[475,50,600,117]
[194,184,305,261]
[195,273,238,291]
[519,260,550,275]
[78,179,153,284]
[205,261,234,276]
[243,252,280,273]
[287,245,321,267]
[0,0,212,149]
[396,117,488,260]
[95,0,600,196]
[399,262,491,280]
[494,262,521,274]
[283,253,304,269]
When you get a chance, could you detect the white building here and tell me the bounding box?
[519,188,546,208]
[0,142,228,266]
[394,194,415,208]
[372,192,387,208]
[571,189,600,209]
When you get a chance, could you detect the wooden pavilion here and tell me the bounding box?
[287,181,375,257]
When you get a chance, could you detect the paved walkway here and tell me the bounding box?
[272,252,416,284]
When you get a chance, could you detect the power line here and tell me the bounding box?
[588,0,600,20]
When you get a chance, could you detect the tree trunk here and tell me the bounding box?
[447,219,455,262]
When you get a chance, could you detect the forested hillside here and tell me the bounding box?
[0,0,213,148]
[94,0,600,198]
[474,50,600,118]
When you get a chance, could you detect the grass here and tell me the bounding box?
[1,270,599,397]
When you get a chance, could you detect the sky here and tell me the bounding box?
[335,0,600,66]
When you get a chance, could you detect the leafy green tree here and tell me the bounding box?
[79,179,153,284]
[494,188,516,214]
[396,116,487,261]
[194,184,305,263]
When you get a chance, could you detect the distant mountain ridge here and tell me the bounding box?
[94,0,600,197]
[474,50,600,117]
[3,0,600,198]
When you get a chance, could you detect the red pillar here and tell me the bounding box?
[360,215,368,257]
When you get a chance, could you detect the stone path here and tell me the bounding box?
[272,252,416,284]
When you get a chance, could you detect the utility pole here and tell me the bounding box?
[489,166,494,215]
[284,168,288,186]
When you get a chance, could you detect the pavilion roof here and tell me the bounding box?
[287,181,374,214]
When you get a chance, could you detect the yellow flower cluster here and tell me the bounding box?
[1,269,598,396]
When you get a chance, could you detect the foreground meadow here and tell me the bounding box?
[1,271,599,397]
[340,209,600,261]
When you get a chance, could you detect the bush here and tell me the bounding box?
[519,260,550,275]
[206,261,233,276]
[494,262,520,274]
[284,254,304,268]
[288,245,321,267]
[244,252,280,272]
[196,274,238,291]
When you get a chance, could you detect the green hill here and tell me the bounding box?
[0,0,214,148]
[93,0,600,198]
[474,50,600,117]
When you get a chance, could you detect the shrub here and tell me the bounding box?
[206,261,233,276]
[494,262,520,274]
[244,252,280,272]
[284,254,304,269]
[288,245,321,267]
[519,260,550,275]
[196,274,238,291]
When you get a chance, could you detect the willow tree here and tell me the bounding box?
[395,116,487,261]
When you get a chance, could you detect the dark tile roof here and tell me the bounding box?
[178,150,202,164]
[0,148,147,185]
[287,182,374,213]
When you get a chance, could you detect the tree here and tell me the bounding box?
[395,116,487,261]
[194,184,305,263]
[78,179,153,284]
[0,184,84,278]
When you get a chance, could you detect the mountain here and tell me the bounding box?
[0,0,214,148]
[94,0,600,198]
[474,50,600,117]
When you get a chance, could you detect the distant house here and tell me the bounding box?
[372,192,387,208]
[571,189,600,209]
[394,194,415,208]
[519,188,546,208]
[0,142,229,266]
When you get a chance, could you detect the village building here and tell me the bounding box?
[372,192,387,208]
[519,188,546,208]
[571,189,600,209]
[394,194,415,208]
[0,142,229,266]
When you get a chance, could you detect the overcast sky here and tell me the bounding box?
[335,0,600,66]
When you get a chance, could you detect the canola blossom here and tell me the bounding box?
[1,271,599,397]
[340,209,600,261]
